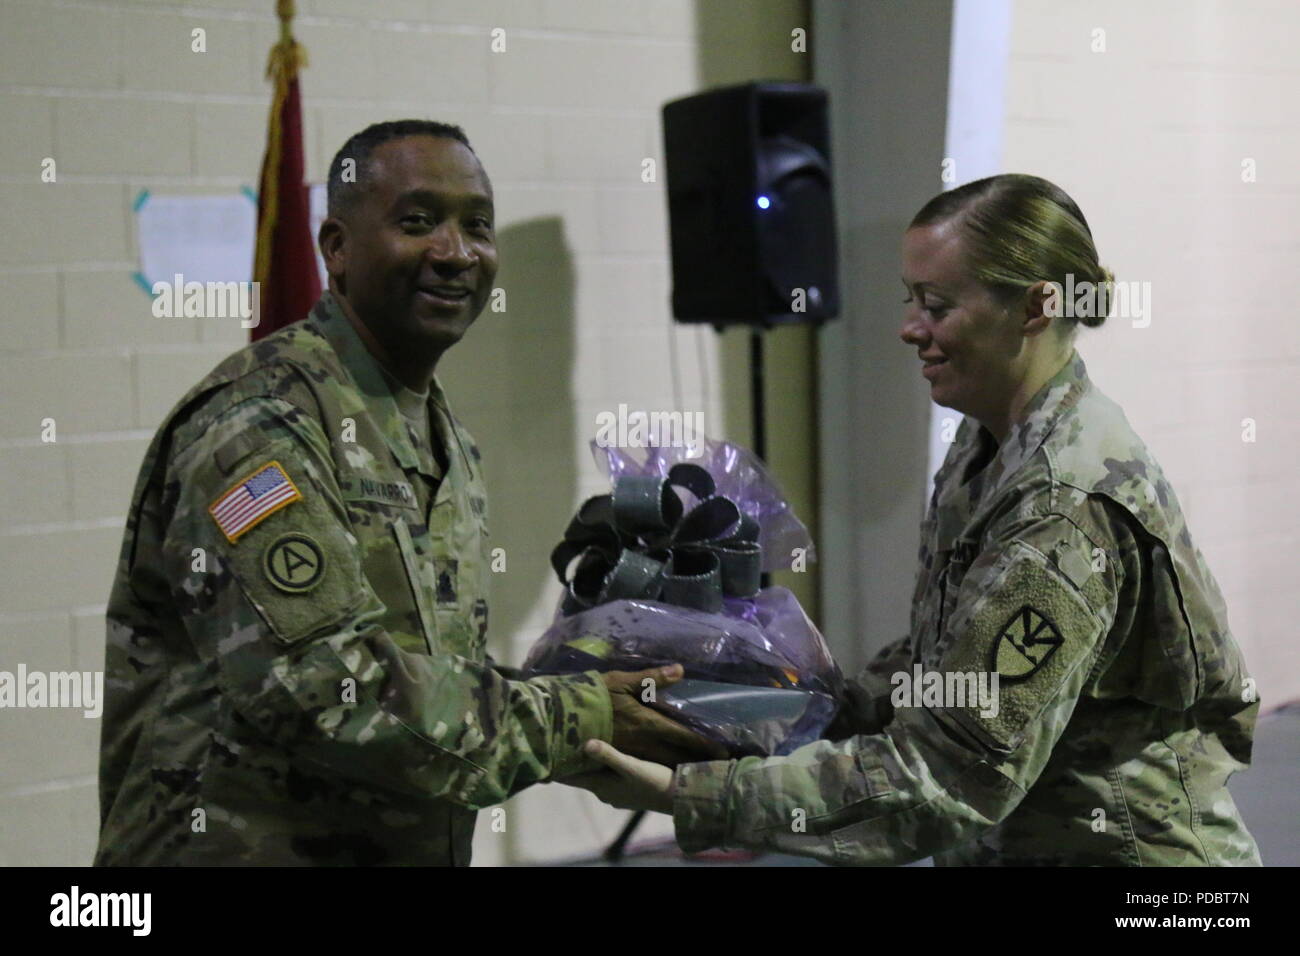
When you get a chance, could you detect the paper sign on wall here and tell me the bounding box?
[133,187,328,294]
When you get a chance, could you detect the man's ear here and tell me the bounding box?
[318,216,347,285]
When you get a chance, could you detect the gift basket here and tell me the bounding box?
[523,436,844,757]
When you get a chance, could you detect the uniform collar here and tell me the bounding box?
[933,349,1090,550]
[983,348,1090,497]
[308,291,426,476]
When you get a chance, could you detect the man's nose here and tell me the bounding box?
[426,224,475,271]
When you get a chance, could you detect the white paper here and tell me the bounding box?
[135,188,329,288]
[136,193,257,285]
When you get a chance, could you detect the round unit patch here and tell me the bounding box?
[263,533,325,593]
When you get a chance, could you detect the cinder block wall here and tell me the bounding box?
[1001,0,1300,711]
[0,0,809,866]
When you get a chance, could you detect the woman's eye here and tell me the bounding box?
[402,214,432,228]
[904,294,947,317]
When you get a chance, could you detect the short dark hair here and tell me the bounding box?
[326,119,475,218]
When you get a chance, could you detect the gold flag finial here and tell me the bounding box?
[266,0,306,80]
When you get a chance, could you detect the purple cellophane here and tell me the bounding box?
[525,438,843,757]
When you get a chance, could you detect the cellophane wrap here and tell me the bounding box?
[523,438,843,757]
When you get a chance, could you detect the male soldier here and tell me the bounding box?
[97,120,712,865]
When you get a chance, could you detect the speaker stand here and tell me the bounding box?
[750,328,767,462]
[751,328,772,590]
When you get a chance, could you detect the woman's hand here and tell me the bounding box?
[563,739,676,814]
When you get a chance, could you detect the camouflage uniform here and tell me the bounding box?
[96,292,611,866]
[673,350,1261,866]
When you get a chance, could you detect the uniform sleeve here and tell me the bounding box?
[161,393,612,810]
[824,634,912,739]
[673,513,1119,864]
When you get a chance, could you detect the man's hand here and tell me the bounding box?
[564,740,676,814]
[600,665,728,766]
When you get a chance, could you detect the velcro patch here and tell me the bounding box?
[208,460,302,543]
[933,541,1102,754]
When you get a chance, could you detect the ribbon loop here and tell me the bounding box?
[550,463,765,615]
[716,541,762,598]
[667,462,716,501]
[611,475,682,534]
[659,547,723,613]
[673,495,740,546]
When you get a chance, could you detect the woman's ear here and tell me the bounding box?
[1019,280,1056,336]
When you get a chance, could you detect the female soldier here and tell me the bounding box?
[572,174,1262,866]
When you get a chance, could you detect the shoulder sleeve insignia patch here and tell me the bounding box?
[263,532,325,593]
[208,460,302,543]
[991,604,1064,682]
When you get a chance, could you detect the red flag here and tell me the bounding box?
[251,0,319,341]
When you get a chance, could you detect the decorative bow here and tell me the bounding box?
[550,462,763,615]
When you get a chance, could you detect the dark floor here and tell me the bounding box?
[567,702,1299,867]
[1229,701,1300,866]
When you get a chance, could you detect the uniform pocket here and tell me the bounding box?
[392,519,439,656]
[930,540,978,665]
[802,750,896,837]
[424,497,487,660]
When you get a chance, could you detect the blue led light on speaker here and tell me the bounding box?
[756,195,771,209]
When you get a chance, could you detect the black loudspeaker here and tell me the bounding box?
[662,82,839,328]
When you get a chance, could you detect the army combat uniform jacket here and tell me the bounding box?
[672,351,1261,865]
[97,293,611,865]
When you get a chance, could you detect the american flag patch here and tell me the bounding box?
[208,460,302,543]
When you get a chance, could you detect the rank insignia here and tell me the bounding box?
[435,558,458,605]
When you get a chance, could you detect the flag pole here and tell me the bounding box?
[252,0,318,340]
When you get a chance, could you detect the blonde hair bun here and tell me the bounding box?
[1079,263,1113,327]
